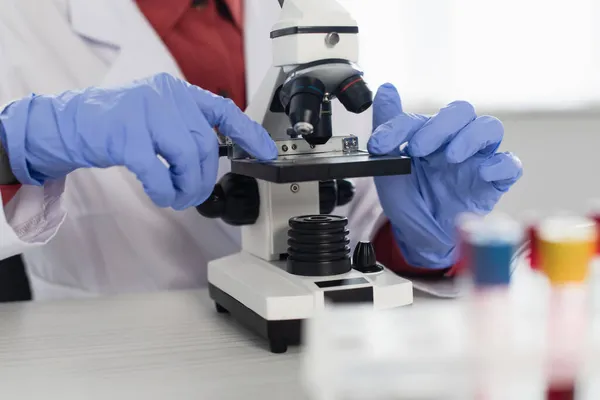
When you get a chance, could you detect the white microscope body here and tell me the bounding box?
[206,0,413,353]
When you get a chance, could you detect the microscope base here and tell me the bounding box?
[207,251,413,353]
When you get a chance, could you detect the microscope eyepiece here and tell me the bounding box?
[280,76,326,141]
[335,75,373,114]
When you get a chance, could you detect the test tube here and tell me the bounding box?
[521,210,543,271]
[522,210,574,271]
[460,213,523,399]
[537,216,596,400]
[460,213,522,289]
[586,199,600,255]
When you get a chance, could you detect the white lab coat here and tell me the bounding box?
[0,0,383,300]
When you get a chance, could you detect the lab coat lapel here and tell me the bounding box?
[68,0,184,87]
[68,0,123,49]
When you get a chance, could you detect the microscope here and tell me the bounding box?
[197,0,413,353]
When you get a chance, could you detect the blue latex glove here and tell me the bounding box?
[367,84,523,269]
[0,73,277,210]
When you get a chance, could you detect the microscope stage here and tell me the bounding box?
[207,251,413,353]
[230,152,412,183]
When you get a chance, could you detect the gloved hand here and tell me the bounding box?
[367,84,523,269]
[0,73,277,210]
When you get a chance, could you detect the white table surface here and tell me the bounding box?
[0,289,310,400]
[0,261,532,400]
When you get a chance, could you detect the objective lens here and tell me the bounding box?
[280,76,326,141]
[293,122,314,136]
[335,75,373,114]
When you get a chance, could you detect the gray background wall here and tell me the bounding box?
[495,110,600,219]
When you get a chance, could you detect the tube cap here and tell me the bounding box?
[457,213,522,288]
[537,216,596,285]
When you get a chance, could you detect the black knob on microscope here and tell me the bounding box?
[196,173,259,226]
[336,179,355,207]
[352,241,383,273]
[319,179,356,215]
[319,180,337,215]
[197,184,226,219]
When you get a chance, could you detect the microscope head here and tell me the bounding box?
[217,0,410,199]
[271,0,373,146]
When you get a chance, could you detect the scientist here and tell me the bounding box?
[0,0,522,300]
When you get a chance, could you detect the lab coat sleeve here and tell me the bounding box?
[0,32,67,260]
[0,178,66,260]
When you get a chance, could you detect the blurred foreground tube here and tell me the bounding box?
[536,216,596,400]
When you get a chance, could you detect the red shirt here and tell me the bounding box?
[0,184,19,206]
[135,0,247,109]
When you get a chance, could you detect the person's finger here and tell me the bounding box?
[367,113,428,155]
[408,101,476,158]
[368,83,428,155]
[188,85,277,160]
[372,83,403,130]
[143,87,204,210]
[175,114,219,209]
[479,152,523,192]
[121,121,176,208]
[190,132,219,209]
[169,104,219,210]
[445,116,504,164]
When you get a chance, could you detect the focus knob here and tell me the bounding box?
[196,173,259,226]
[319,179,355,215]
[319,180,337,215]
[352,241,383,273]
[197,184,225,219]
[336,179,355,207]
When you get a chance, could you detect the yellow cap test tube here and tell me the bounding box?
[537,216,596,285]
